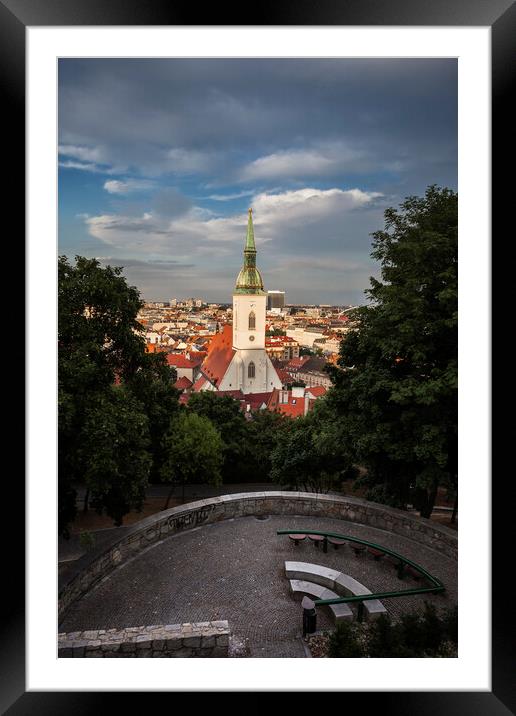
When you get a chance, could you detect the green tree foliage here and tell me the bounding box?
[58,255,179,535]
[270,398,353,492]
[327,186,457,517]
[125,351,179,483]
[326,620,366,657]
[266,328,286,336]
[186,392,249,483]
[160,411,223,505]
[244,409,288,480]
[78,386,151,526]
[328,603,458,658]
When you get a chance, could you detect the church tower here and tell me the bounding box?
[228,209,282,394]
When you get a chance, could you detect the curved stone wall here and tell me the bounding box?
[59,491,457,623]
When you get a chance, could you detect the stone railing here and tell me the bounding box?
[59,491,457,622]
[58,620,230,658]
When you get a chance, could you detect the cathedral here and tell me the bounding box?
[194,209,283,396]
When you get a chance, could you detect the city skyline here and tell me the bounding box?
[58,59,457,304]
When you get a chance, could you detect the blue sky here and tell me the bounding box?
[58,59,457,304]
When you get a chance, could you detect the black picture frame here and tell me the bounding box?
[4,0,510,711]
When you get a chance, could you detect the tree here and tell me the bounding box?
[244,409,288,481]
[266,328,286,337]
[327,186,457,517]
[78,386,151,526]
[186,391,248,483]
[270,400,353,493]
[125,351,179,483]
[58,255,180,535]
[160,411,223,507]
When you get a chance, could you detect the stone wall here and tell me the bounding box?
[59,492,457,623]
[58,620,230,658]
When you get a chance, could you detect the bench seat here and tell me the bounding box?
[285,561,388,621]
[289,580,353,623]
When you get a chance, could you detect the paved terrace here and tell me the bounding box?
[60,514,457,658]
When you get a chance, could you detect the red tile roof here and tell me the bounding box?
[166,354,200,369]
[243,392,273,411]
[200,324,235,387]
[277,400,305,418]
[174,376,193,390]
[305,385,326,398]
[275,367,290,385]
[193,375,207,391]
[266,386,326,418]
[286,356,310,371]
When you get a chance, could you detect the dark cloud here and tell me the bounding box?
[59,58,457,303]
[151,187,193,218]
[98,257,193,269]
[58,58,457,189]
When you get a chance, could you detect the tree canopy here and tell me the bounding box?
[327,186,457,517]
[58,256,178,535]
[160,410,223,505]
[186,391,249,483]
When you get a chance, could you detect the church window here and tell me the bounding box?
[248,362,255,379]
[248,311,256,330]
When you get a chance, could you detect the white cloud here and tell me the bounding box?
[59,160,104,173]
[240,142,371,181]
[59,144,105,163]
[58,144,127,174]
[82,186,382,257]
[104,179,156,194]
[207,190,255,202]
[253,187,381,222]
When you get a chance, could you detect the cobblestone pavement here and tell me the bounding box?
[60,515,457,657]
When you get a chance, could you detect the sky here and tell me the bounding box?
[58,59,457,305]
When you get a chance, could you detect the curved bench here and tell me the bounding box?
[333,574,387,619]
[289,580,353,623]
[285,561,388,621]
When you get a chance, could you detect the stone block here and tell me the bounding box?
[82,630,99,640]
[59,648,73,658]
[136,649,152,657]
[102,643,120,652]
[216,634,229,647]
[136,637,153,649]
[165,639,183,651]
[120,642,137,653]
[85,640,101,650]
[182,636,201,648]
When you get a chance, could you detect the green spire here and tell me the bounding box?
[245,207,256,251]
[234,208,265,295]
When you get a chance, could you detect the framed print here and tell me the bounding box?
[4,0,511,711]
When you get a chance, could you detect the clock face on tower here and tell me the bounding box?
[249,335,255,341]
